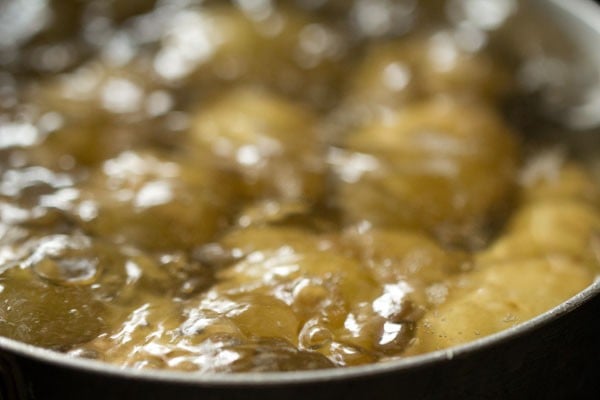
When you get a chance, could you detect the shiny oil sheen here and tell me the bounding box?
[0,1,599,394]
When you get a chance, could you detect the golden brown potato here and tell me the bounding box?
[215,227,379,310]
[417,155,600,353]
[0,230,205,349]
[341,227,470,285]
[410,257,594,353]
[78,294,333,372]
[91,247,211,306]
[345,32,511,119]
[0,228,207,302]
[27,61,159,167]
[0,266,106,349]
[477,199,600,265]
[218,249,377,305]
[74,255,333,372]
[29,61,156,122]
[479,154,600,266]
[77,150,234,251]
[518,151,600,204]
[34,123,145,168]
[211,225,422,365]
[221,294,300,343]
[156,5,348,108]
[0,227,214,365]
[212,247,388,365]
[336,98,520,247]
[72,298,186,369]
[219,225,331,256]
[214,338,335,372]
[231,198,337,231]
[189,87,326,202]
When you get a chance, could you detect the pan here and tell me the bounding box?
[1,0,600,399]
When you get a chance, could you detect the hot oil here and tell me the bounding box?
[0,0,599,372]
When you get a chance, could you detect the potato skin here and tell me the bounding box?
[159,6,348,108]
[340,227,469,284]
[190,87,326,203]
[478,199,600,265]
[200,225,421,366]
[409,257,594,353]
[479,156,600,266]
[27,61,158,168]
[75,226,388,370]
[337,98,520,247]
[0,266,106,350]
[409,156,600,354]
[78,151,235,251]
[344,32,512,124]
[0,225,212,350]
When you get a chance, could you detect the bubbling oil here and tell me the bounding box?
[0,0,599,373]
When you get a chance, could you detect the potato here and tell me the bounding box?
[478,200,600,265]
[90,245,211,306]
[189,87,326,202]
[77,150,234,251]
[336,98,520,247]
[410,257,594,353]
[29,61,154,121]
[0,266,106,350]
[27,61,158,167]
[220,294,300,343]
[0,231,197,350]
[333,227,473,357]
[518,151,600,204]
[215,337,335,372]
[219,225,331,256]
[82,305,332,372]
[211,225,423,365]
[345,32,511,119]
[156,5,348,108]
[479,153,600,270]
[215,248,379,310]
[72,298,186,369]
[340,227,470,287]
[212,248,383,365]
[234,198,339,231]
[79,289,331,372]
[34,123,145,168]
[413,156,600,353]
[0,228,206,302]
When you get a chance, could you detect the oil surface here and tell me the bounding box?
[0,0,598,372]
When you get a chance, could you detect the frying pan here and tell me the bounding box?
[1,0,600,399]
